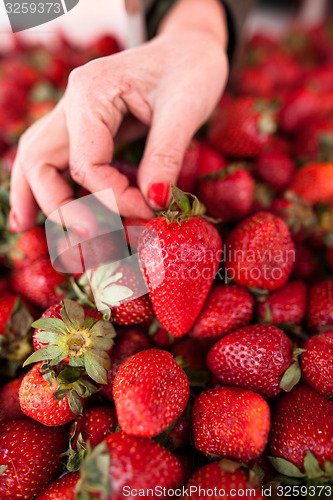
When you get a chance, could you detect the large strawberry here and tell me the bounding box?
[192,386,270,462]
[75,431,184,499]
[138,186,222,337]
[184,460,264,500]
[198,162,255,222]
[225,211,295,291]
[301,329,333,398]
[1,225,48,268]
[257,280,307,328]
[0,375,25,424]
[270,384,333,477]
[207,324,300,398]
[291,162,333,205]
[189,284,254,339]
[113,348,189,437]
[307,280,333,333]
[0,419,68,500]
[35,472,79,500]
[208,96,277,158]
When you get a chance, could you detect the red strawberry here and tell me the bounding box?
[234,65,275,98]
[208,96,277,158]
[198,163,255,221]
[254,151,295,191]
[76,431,184,499]
[291,162,333,205]
[257,280,307,327]
[101,326,151,401]
[196,142,227,178]
[171,336,212,370]
[192,386,270,462]
[207,324,298,398]
[0,375,25,424]
[307,280,333,333]
[3,225,48,268]
[184,460,264,500]
[35,472,80,500]
[177,139,200,193]
[70,405,118,449]
[138,187,222,337]
[11,256,67,309]
[19,362,90,425]
[301,329,333,398]
[225,211,295,291]
[0,419,68,500]
[278,86,322,134]
[292,244,318,280]
[113,348,189,437]
[293,117,333,162]
[270,384,333,473]
[190,284,254,339]
[122,216,147,251]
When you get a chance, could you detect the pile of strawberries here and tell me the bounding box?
[1,18,333,500]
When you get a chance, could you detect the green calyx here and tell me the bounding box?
[200,162,250,183]
[161,185,207,224]
[41,362,99,415]
[0,298,34,362]
[75,441,112,500]
[62,421,88,472]
[23,299,116,385]
[279,346,305,392]
[269,452,333,483]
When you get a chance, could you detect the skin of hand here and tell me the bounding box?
[9,0,229,236]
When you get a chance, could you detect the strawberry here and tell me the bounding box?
[35,472,80,500]
[122,216,147,251]
[138,186,221,337]
[2,225,48,268]
[177,139,200,193]
[292,244,318,280]
[19,361,94,425]
[254,151,295,191]
[11,256,67,309]
[307,280,333,333]
[184,460,264,500]
[257,280,307,327]
[225,211,295,291]
[198,163,255,221]
[171,336,212,370]
[278,86,322,134]
[291,162,333,205]
[301,329,333,398]
[0,419,68,500]
[293,117,333,162]
[101,326,151,401]
[207,324,300,398]
[196,142,227,178]
[189,284,254,339]
[70,405,118,449]
[0,375,25,423]
[0,291,33,362]
[113,348,189,437]
[75,431,184,499]
[192,386,270,462]
[270,384,333,474]
[208,96,277,158]
[234,65,275,98]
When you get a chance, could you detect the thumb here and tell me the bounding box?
[137,103,198,210]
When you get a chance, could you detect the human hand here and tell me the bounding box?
[9,0,228,235]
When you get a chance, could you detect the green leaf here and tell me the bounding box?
[31,318,67,335]
[83,351,110,384]
[23,345,66,367]
[90,320,116,340]
[62,299,85,330]
[67,391,84,415]
[90,337,114,351]
[57,366,82,384]
[68,357,85,368]
[304,452,324,479]
[269,456,305,478]
[279,360,301,392]
[35,331,64,345]
[84,316,97,330]
[53,388,70,401]
[171,185,191,214]
[0,465,7,476]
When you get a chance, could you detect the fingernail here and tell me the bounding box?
[147,182,170,210]
[9,210,19,232]
[71,225,90,238]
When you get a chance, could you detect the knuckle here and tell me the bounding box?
[70,160,86,185]
[149,149,183,173]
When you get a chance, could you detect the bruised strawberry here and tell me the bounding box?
[0,419,68,500]
[257,280,307,327]
[208,96,277,158]
[0,375,25,424]
[207,324,298,398]
[198,163,255,221]
[254,151,295,191]
[76,431,184,499]
[184,460,264,500]
[225,212,295,291]
[113,348,189,437]
[291,162,333,205]
[192,386,270,462]
[307,280,333,333]
[35,472,80,500]
[301,330,333,398]
[11,257,67,309]
[190,284,254,340]
[138,187,221,337]
[101,326,151,401]
[270,384,333,474]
